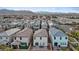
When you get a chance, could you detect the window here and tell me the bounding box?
[61,42,66,45]
[60,37,62,40]
[35,42,38,46]
[6,37,8,39]
[54,42,58,46]
[64,43,66,45]
[40,37,42,40]
[61,42,65,45]
[20,37,22,40]
[54,36,56,40]
[0,36,2,39]
[65,37,67,39]
[15,37,16,40]
[43,43,45,45]
[61,43,62,45]
[63,43,64,45]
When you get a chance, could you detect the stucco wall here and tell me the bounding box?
[14,37,30,46]
[33,37,48,47]
[49,31,68,47]
[0,36,9,44]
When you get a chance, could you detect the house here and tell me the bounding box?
[0,28,21,45]
[33,29,48,48]
[0,25,5,32]
[30,20,35,28]
[32,20,41,31]
[9,22,18,28]
[47,20,54,28]
[41,20,48,30]
[24,20,31,28]
[11,28,33,49]
[2,24,10,30]
[49,28,68,47]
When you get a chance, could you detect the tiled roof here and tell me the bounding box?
[0,28,21,36]
[14,28,33,37]
[49,28,67,36]
[34,29,48,37]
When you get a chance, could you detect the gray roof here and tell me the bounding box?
[0,28,21,36]
[49,28,67,36]
[0,32,8,36]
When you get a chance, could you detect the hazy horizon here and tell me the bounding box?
[0,7,79,13]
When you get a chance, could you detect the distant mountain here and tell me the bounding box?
[36,11,79,16]
[37,11,53,14]
[0,9,35,15]
[0,9,79,16]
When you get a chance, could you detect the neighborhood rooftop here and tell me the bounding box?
[14,28,33,37]
[33,29,48,37]
[0,28,20,36]
[49,28,67,36]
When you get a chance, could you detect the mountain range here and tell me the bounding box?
[0,9,79,16]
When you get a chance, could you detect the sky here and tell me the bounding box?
[0,7,79,13]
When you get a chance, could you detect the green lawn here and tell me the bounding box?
[0,45,13,51]
[71,44,79,51]
[69,37,76,42]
